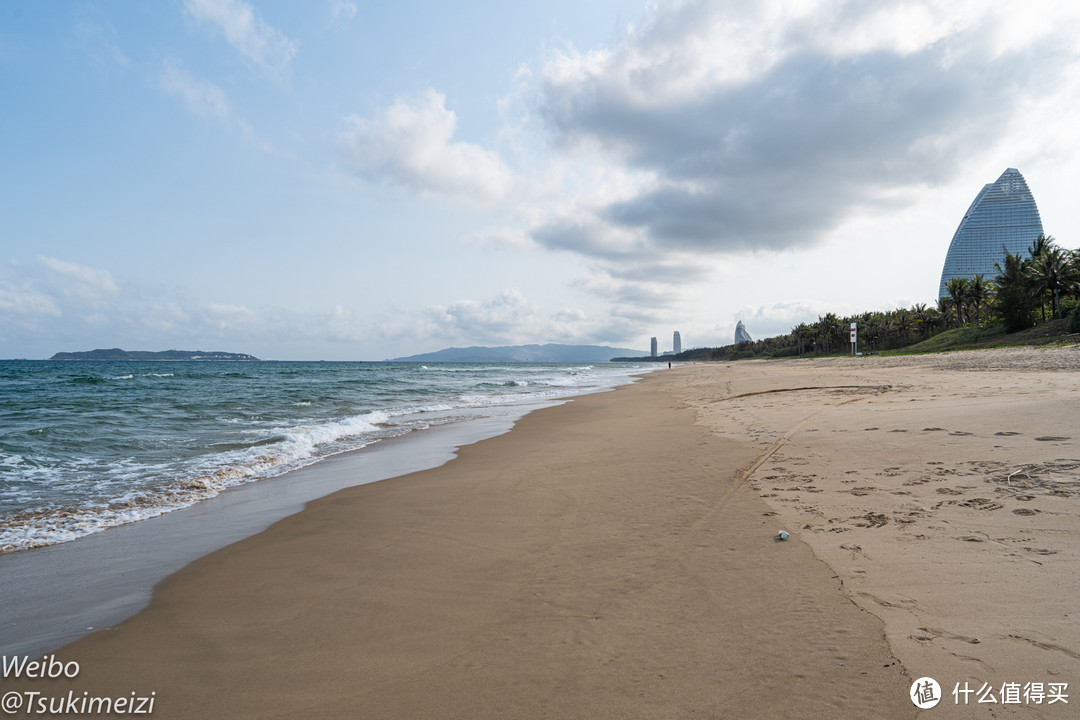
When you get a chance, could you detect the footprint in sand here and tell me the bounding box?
[949,431,973,436]
[1008,635,1080,660]
[853,512,889,528]
[995,431,1022,436]
[857,591,914,609]
[1035,436,1071,442]
[920,626,980,644]
[1012,508,1039,516]
[923,427,946,432]
[840,543,867,558]
[960,497,1003,510]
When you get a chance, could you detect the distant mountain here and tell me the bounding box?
[392,343,645,363]
[50,348,260,362]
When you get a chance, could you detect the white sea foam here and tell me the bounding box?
[0,361,653,553]
[0,452,26,467]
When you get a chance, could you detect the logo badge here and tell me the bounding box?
[911,677,942,709]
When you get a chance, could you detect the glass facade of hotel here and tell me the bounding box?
[938,168,1043,298]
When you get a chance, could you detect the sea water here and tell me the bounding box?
[0,360,648,553]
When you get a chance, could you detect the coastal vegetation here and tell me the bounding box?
[672,235,1080,362]
[49,349,260,362]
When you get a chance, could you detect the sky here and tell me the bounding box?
[2,0,1080,361]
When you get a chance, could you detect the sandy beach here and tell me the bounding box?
[674,346,1080,718]
[7,346,1079,718]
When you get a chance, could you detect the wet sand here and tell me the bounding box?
[23,372,912,719]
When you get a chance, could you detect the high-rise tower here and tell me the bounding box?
[650,337,658,357]
[938,168,1043,298]
[673,331,682,355]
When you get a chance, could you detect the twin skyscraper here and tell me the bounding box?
[650,331,681,357]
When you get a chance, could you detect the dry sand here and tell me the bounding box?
[672,345,1080,719]
[14,371,914,719]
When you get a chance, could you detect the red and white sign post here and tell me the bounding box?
[850,322,857,356]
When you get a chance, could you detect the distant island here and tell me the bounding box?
[392,343,644,363]
[50,348,260,362]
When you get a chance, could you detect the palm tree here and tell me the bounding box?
[945,277,970,328]
[1029,233,1053,260]
[993,250,1036,332]
[925,306,942,336]
[881,312,896,348]
[864,313,883,351]
[792,323,810,356]
[827,313,846,352]
[1025,234,1057,320]
[815,313,842,354]
[937,297,955,329]
[968,274,989,328]
[894,309,912,345]
[1030,247,1071,319]
[911,303,929,338]
[1067,249,1080,304]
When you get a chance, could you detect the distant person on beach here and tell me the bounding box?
[668,362,671,369]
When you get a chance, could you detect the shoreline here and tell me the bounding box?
[11,347,1073,717]
[1,361,648,556]
[0,397,586,657]
[32,368,911,719]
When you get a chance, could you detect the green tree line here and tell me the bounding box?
[682,235,1080,361]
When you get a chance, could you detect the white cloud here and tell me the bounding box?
[461,226,537,252]
[38,256,118,295]
[329,0,358,27]
[423,288,533,344]
[136,302,191,334]
[185,0,297,76]
[533,0,1080,254]
[341,89,513,203]
[158,61,288,156]
[203,303,256,331]
[74,8,131,67]
[1,255,622,357]
[160,60,231,119]
[0,285,61,318]
[509,0,1080,324]
[350,288,620,351]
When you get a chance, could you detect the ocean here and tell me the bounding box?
[0,360,649,554]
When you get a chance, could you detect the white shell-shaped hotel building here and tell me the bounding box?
[938,168,1043,298]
